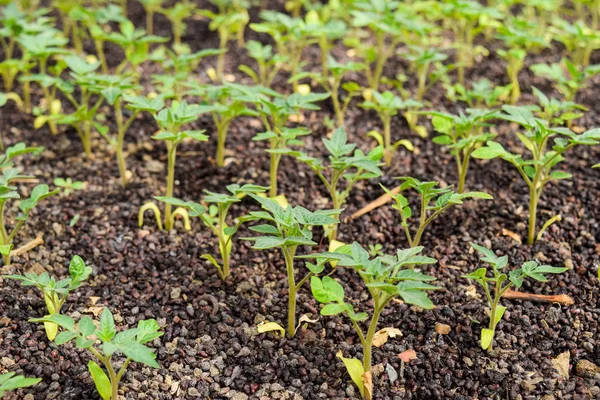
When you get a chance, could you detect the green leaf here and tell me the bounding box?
[251,236,286,249]
[88,361,112,400]
[320,303,349,316]
[493,305,506,326]
[549,171,572,180]
[336,351,364,397]
[136,319,163,344]
[481,328,494,350]
[54,331,78,345]
[97,308,116,343]
[78,316,96,337]
[471,141,507,159]
[117,340,159,368]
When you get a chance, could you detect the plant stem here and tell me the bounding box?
[362,299,385,400]
[528,184,538,245]
[283,246,297,338]
[147,10,154,36]
[216,121,229,167]
[269,151,280,198]
[217,29,228,80]
[165,142,177,230]
[383,115,392,166]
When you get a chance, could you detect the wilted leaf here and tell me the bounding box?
[257,321,285,336]
[372,327,403,347]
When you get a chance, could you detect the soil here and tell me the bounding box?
[1,1,600,400]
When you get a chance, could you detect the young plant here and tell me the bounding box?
[279,126,382,241]
[250,11,317,92]
[550,18,600,70]
[530,86,587,127]
[404,45,449,102]
[0,143,58,265]
[98,86,165,186]
[185,82,259,167]
[381,177,492,248]
[53,177,86,196]
[530,58,600,101]
[361,90,421,166]
[472,106,600,244]
[291,56,364,128]
[138,0,165,35]
[102,19,167,78]
[30,307,162,400]
[308,242,438,400]
[242,195,340,337]
[347,0,409,90]
[199,0,250,78]
[53,55,107,158]
[496,18,548,104]
[249,91,330,197]
[80,4,127,74]
[0,372,41,397]
[464,242,567,351]
[150,47,224,102]
[239,39,287,88]
[157,184,268,280]
[7,255,91,340]
[436,0,503,84]
[425,108,498,192]
[138,101,207,231]
[156,1,195,52]
[446,78,511,108]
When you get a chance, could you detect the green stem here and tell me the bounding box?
[165,142,177,230]
[283,246,297,338]
[216,120,230,167]
[269,151,280,198]
[217,29,228,79]
[383,116,392,166]
[528,183,539,245]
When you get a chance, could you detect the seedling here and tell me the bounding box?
[160,1,195,52]
[250,10,317,92]
[242,194,340,337]
[279,126,382,241]
[185,82,259,167]
[249,91,329,197]
[0,143,58,265]
[530,58,600,101]
[138,0,165,35]
[361,91,421,165]
[102,20,167,78]
[80,4,127,73]
[239,39,287,88]
[7,255,91,340]
[138,101,207,231]
[98,86,165,186]
[305,9,347,81]
[436,0,503,84]
[381,177,492,248]
[291,56,364,128]
[550,18,600,70]
[53,55,107,158]
[472,105,600,244]
[151,47,224,102]
[31,307,162,400]
[157,184,267,280]
[530,86,586,127]
[0,372,41,397]
[348,0,419,90]
[425,108,498,192]
[53,177,86,196]
[464,242,567,351]
[446,78,511,108]
[307,243,437,400]
[496,18,548,104]
[404,45,449,102]
[199,0,250,78]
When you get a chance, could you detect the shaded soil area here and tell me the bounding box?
[1,2,600,400]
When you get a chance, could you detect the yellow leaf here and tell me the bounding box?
[34,116,49,129]
[84,55,98,64]
[362,89,373,102]
[50,99,61,115]
[257,321,285,336]
[297,84,311,95]
[372,327,403,347]
[271,194,288,208]
[206,67,218,81]
[44,294,59,340]
[328,240,345,267]
[336,350,364,397]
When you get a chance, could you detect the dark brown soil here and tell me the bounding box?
[1,1,600,400]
